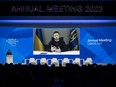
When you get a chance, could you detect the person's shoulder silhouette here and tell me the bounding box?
[6,49,12,55]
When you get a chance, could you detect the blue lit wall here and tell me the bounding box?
[0,25,116,64]
[0,27,33,63]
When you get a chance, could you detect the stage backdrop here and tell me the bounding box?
[0,26,116,64]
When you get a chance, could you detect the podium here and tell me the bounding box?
[6,55,13,64]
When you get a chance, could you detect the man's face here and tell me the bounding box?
[53,33,60,40]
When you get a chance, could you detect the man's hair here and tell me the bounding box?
[53,31,60,35]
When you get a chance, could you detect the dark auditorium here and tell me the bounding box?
[0,0,116,87]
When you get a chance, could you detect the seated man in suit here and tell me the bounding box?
[48,31,67,52]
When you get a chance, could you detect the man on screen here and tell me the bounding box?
[48,31,67,52]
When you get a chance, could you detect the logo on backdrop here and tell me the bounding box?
[6,38,18,46]
[87,39,112,45]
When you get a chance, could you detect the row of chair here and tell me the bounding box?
[26,57,93,66]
